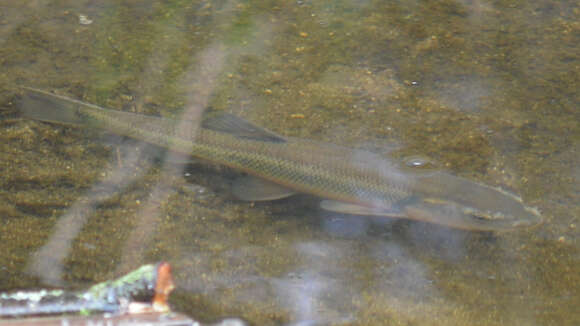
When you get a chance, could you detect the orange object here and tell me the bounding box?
[153,262,175,312]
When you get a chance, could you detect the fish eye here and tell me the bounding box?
[404,156,436,169]
[406,157,428,167]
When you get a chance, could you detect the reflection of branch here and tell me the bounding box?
[28,1,233,285]
[26,145,150,286]
[117,42,227,273]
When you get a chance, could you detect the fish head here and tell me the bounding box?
[405,173,543,231]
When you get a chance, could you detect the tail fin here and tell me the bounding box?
[18,87,86,125]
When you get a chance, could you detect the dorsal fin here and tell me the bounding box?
[202,112,286,143]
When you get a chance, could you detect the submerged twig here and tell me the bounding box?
[0,262,174,318]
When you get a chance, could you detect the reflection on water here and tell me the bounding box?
[27,141,154,285]
[0,0,578,325]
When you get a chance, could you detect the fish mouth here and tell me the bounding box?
[466,206,542,229]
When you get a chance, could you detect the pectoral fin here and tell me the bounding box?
[232,176,297,201]
[319,200,406,218]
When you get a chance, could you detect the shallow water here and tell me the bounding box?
[0,0,578,325]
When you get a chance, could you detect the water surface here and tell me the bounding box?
[0,1,578,325]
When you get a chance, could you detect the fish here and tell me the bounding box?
[16,87,542,231]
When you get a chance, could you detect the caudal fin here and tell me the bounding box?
[18,87,86,125]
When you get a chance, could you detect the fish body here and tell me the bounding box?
[18,87,542,231]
